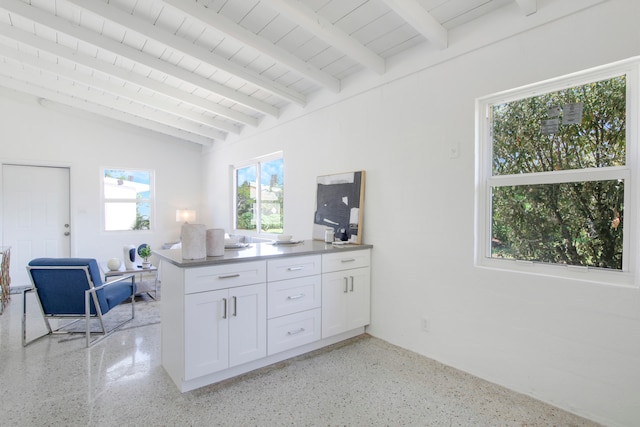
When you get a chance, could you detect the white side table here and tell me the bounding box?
[100,263,158,299]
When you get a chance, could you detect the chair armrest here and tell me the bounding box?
[98,273,136,290]
[89,273,136,300]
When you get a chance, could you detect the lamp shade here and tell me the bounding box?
[176,209,196,223]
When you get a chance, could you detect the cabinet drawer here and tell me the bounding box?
[267,275,321,319]
[322,249,370,273]
[184,261,266,294]
[267,255,321,282]
[267,308,321,355]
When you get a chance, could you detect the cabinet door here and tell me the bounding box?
[229,283,267,367]
[322,267,371,339]
[321,271,350,338]
[346,267,371,330]
[184,289,229,380]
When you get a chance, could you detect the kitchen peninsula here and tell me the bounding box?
[155,240,372,392]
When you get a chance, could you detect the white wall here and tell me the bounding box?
[202,1,640,425]
[0,88,203,283]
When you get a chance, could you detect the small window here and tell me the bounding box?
[103,169,153,231]
[476,59,639,283]
[234,154,284,234]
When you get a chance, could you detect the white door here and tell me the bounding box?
[2,164,71,288]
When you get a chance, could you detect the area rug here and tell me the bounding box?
[54,280,161,335]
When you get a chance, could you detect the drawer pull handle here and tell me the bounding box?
[350,276,354,292]
[287,293,305,300]
[232,296,237,317]
[222,298,227,319]
[344,277,349,293]
[218,273,240,279]
[287,328,306,336]
[287,266,304,271]
[341,258,356,263]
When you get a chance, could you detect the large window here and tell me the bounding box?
[476,59,639,284]
[103,169,153,231]
[234,153,284,234]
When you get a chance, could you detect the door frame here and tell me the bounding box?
[0,160,74,261]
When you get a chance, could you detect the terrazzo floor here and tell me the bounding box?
[1,292,601,426]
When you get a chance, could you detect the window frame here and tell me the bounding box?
[102,168,154,232]
[232,152,284,237]
[475,58,640,286]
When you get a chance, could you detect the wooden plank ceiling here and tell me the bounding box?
[0,0,537,146]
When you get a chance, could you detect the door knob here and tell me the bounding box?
[64,231,70,236]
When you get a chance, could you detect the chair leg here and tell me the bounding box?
[22,288,52,347]
[83,285,135,348]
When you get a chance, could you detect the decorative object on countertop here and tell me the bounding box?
[324,228,334,243]
[181,224,206,259]
[313,170,365,245]
[138,244,152,268]
[123,244,136,269]
[206,229,225,257]
[106,257,122,271]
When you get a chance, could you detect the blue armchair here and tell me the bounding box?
[24,258,135,347]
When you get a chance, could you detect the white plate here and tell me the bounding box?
[225,243,250,249]
[270,240,303,245]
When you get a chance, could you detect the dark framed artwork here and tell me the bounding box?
[313,171,366,244]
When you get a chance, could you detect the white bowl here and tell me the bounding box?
[224,237,239,246]
[277,234,292,242]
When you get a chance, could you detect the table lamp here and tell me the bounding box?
[176,209,196,223]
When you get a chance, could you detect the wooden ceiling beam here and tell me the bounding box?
[381,0,448,49]
[0,0,279,117]
[0,74,216,146]
[0,44,229,141]
[0,22,249,131]
[66,0,307,107]
[162,0,341,93]
[515,0,537,16]
[260,0,386,74]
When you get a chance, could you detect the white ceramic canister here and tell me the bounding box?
[206,228,225,257]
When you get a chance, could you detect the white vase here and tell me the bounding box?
[123,245,136,269]
[181,224,206,259]
[206,228,225,257]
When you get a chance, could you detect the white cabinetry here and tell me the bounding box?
[321,250,371,339]
[267,255,322,355]
[159,243,372,392]
[184,283,266,380]
[162,260,266,386]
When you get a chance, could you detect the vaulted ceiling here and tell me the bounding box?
[0,0,542,146]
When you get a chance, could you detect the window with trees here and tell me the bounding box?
[476,59,639,283]
[103,169,153,231]
[234,153,284,234]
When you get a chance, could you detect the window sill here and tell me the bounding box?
[475,257,637,288]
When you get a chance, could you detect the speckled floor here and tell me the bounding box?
[1,293,600,427]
